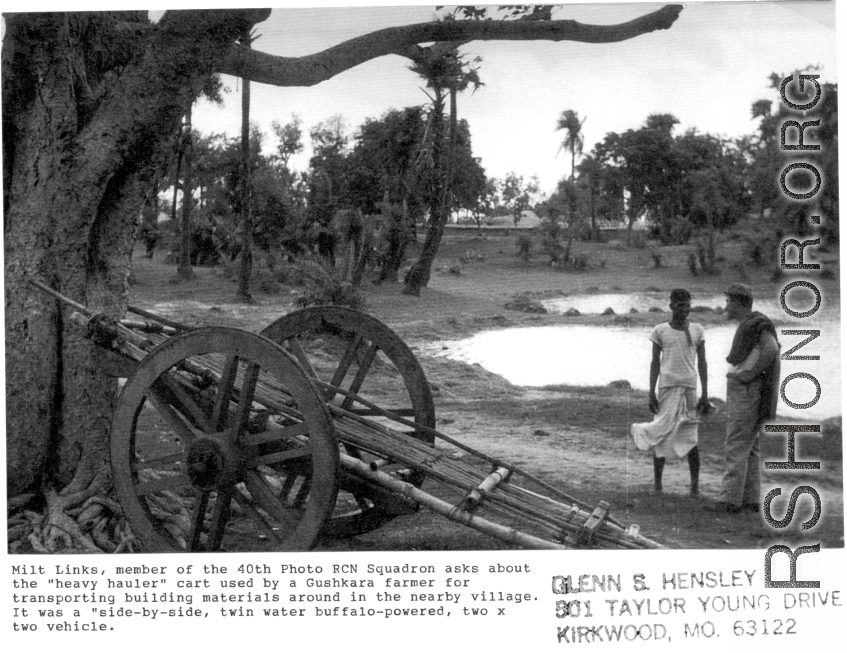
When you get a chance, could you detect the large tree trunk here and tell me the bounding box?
[404,87,456,296]
[565,150,575,260]
[170,145,183,224]
[3,12,268,541]
[589,184,597,240]
[376,200,411,285]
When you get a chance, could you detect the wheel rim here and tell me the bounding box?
[111,327,339,552]
[262,306,435,537]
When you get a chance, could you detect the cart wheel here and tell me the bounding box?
[262,306,435,537]
[111,328,339,552]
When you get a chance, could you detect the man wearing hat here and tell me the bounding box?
[707,283,780,514]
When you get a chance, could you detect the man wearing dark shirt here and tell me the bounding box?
[706,283,780,514]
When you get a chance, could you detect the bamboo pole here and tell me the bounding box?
[119,319,180,336]
[314,379,607,521]
[330,415,662,548]
[127,305,191,331]
[28,278,90,314]
[338,452,567,550]
[465,467,510,512]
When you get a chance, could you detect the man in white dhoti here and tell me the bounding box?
[631,289,710,495]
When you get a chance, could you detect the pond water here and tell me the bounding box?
[542,292,826,317]
[429,294,842,420]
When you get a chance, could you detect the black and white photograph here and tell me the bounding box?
[3,0,845,648]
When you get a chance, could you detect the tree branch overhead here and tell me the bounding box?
[218,4,684,87]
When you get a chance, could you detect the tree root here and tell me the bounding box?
[7,470,259,554]
[7,476,140,554]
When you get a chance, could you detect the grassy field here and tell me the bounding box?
[128,226,843,551]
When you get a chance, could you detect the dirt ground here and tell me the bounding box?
[127,228,843,551]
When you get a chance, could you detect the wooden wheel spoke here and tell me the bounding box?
[326,334,362,400]
[250,446,312,468]
[279,473,298,500]
[208,485,235,549]
[232,362,260,438]
[243,471,299,530]
[212,354,240,430]
[132,452,183,472]
[341,342,379,409]
[292,475,312,508]
[231,486,283,544]
[146,386,204,443]
[285,337,319,380]
[135,474,189,496]
[153,376,213,433]
[188,491,210,552]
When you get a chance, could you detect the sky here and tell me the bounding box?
[167,0,840,196]
[1,1,837,194]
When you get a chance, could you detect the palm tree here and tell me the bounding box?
[175,105,196,281]
[403,47,482,296]
[556,109,585,261]
[236,28,257,302]
[557,109,586,181]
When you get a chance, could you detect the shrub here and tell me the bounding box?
[697,244,708,271]
[459,250,486,264]
[688,252,700,277]
[746,233,778,267]
[217,256,237,280]
[292,260,367,311]
[570,254,588,271]
[539,216,567,265]
[629,231,648,249]
[732,262,750,283]
[504,294,547,314]
[273,261,306,285]
[515,235,533,262]
[252,268,281,294]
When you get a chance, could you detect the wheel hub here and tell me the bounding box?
[186,438,229,490]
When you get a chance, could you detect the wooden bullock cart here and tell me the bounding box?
[30,280,662,552]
